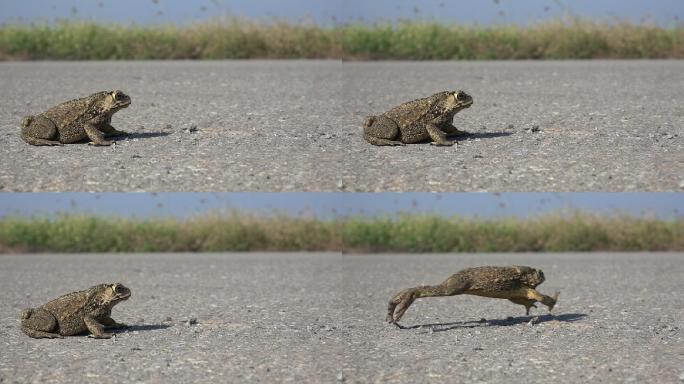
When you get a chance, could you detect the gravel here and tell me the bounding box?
[1,252,682,383]
[0,60,681,191]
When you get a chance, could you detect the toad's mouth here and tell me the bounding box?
[117,291,132,300]
[119,100,132,108]
[462,99,474,107]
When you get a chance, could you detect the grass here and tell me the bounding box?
[0,213,681,253]
[0,19,682,60]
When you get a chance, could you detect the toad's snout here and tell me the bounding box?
[456,91,473,107]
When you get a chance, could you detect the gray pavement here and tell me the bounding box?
[1,253,682,383]
[0,60,682,191]
[343,61,683,191]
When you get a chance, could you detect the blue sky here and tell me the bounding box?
[1,0,681,26]
[0,193,680,220]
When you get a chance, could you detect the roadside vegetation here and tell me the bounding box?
[0,19,681,60]
[0,213,681,253]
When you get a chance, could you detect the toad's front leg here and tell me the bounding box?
[523,288,560,311]
[427,123,455,146]
[508,298,538,315]
[84,316,114,338]
[84,124,113,146]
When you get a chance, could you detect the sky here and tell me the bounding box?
[0,193,680,220]
[0,0,682,26]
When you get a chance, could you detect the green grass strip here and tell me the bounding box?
[0,213,681,253]
[0,19,682,60]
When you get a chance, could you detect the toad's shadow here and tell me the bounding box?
[397,313,587,333]
[412,131,513,145]
[114,324,171,333]
[461,131,513,140]
[115,131,171,141]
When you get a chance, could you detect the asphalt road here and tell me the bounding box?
[1,253,682,383]
[1,61,682,191]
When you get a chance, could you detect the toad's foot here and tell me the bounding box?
[387,287,419,324]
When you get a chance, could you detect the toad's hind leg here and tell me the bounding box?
[387,276,470,325]
[20,115,62,146]
[364,115,404,146]
[20,308,62,338]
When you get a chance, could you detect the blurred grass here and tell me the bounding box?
[0,213,681,253]
[0,19,681,60]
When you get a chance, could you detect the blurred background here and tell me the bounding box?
[0,193,681,253]
[0,192,681,219]
[1,0,682,26]
[1,0,682,59]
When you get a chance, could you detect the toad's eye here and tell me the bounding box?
[113,284,123,293]
[456,91,467,101]
[114,92,125,101]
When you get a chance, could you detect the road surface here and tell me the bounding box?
[0,60,681,191]
[1,252,682,383]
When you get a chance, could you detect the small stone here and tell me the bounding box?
[188,124,198,133]
[165,316,172,322]
[528,316,541,326]
[165,124,172,130]
[336,372,345,382]
[531,125,540,132]
[507,124,514,129]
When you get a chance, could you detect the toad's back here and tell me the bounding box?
[383,93,441,127]
[42,97,94,129]
[455,266,539,292]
